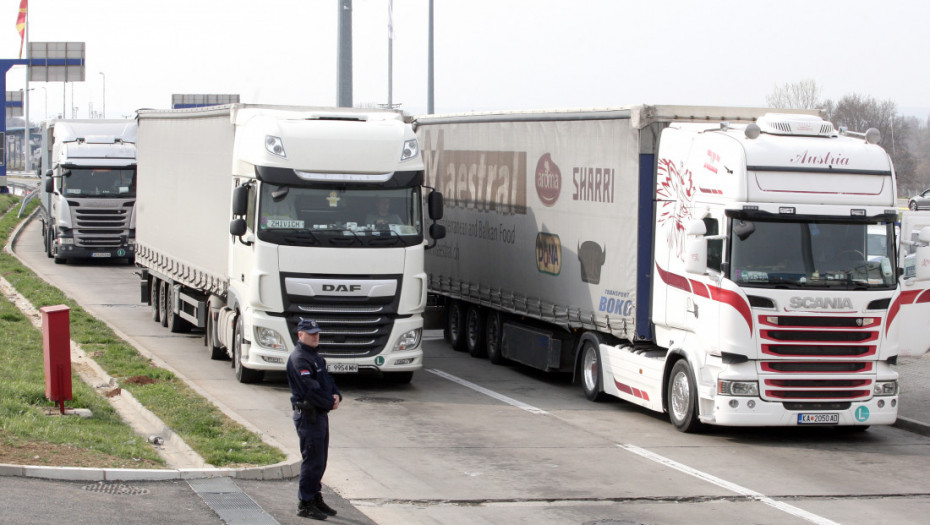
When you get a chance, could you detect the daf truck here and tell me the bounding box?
[38,119,138,264]
[136,104,444,384]
[415,105,930,431]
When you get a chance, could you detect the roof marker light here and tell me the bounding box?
[745,123,761,139]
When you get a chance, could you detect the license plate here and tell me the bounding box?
[798,413,839,425]
[327,363,358,374]
[91,252,112,258]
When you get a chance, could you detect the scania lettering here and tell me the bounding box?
[416,105,930,432]
[136,104,444,384]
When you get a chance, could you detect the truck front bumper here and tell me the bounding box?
[242,312,424,373]
[55,242,135,260]
[709,395,898,427]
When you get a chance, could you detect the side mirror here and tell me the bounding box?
[684,237,708,274]
[230,218,247,237]
[916,245,930,282]
[427,191,444,220]
[231,185,249,217]
[919,227,930,244]
[429,223,446,241]
[44,177,53,193]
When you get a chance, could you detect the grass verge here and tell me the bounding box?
[0,194,285,468]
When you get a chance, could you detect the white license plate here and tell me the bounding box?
[798,413,839,425]
[91,252,112,258]
[327,363,358,374]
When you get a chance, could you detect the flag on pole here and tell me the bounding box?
[388,0,394,40]
[16,0,27,58]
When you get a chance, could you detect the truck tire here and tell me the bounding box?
[166,284,191,334]
[465,306,487,358]
[233,316,264,384]
[205,312,227,360]
[581,341,607,402]
[44,228,53,259]
[485,310,505,364]
[446,300,467,352]
[158,281,169,327]
[668,359,704,433]
[150,277,161,323]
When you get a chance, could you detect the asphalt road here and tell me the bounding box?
[8,214,930,525]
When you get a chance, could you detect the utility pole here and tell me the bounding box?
[337,0,353,108]
[427,0,434,114]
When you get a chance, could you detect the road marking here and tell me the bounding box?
[427,369,549,415]
[619,444,840,525]
[430,368,839,524]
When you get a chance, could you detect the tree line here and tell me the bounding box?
[767,80,928,197]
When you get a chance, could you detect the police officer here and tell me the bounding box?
[287,319,342,520]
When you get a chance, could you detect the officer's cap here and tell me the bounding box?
[297,319,322,334]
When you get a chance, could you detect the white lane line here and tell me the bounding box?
[427,369,549,415]
[429,368,838,524]
[619,444,840,525]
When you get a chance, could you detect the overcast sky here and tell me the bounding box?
[2,0,929,122]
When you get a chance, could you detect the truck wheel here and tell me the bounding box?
[158,281,169,327]
[150,277,161,323]
[581,341,607,402]
[233,316,264,384]
[668,360,704,433]
[485,311,505,364]
[44,228,53,258]
[206,312,226,360]
[166,284,191,333]
[446,301,467,352]
[465,306,487,358]
[384,371,414,384]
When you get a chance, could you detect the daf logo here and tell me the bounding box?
[322,284,362,293]
[788,297,853,309]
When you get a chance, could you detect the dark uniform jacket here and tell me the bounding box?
[286,341,342,414]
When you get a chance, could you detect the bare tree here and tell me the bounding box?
[766,79,823,109]
[821,94,927,196]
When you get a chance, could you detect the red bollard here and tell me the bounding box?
[41,305,72,415]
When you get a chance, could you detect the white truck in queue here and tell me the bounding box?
[415,105,930,431]
[37,119,138,264]
[135,104,445,384]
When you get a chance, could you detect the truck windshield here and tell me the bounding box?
[61,168,136,197]
[728,218,896,290]
[256,185,423,247]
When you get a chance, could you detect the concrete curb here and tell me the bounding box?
[892,416,930,437]
[2,205,302,481]
[0,460,301,481]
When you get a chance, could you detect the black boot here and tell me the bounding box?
[297,499,327,520]
[314,493,338,516]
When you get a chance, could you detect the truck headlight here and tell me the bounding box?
[873,381,898,396]
[393,328,421,352]
[718,380,759,397]
[401,139,419,161]
[253,326,286,350]
[265,135,287,158]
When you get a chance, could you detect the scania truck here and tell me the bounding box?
[38,119,138,264]
[136,104,444,384]
[415,105,930,431]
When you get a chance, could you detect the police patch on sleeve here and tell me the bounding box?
[300,369,311,376]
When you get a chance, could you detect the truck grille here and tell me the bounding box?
[69,201,133,248]
[282,273,401,358]
[757,314,879,403]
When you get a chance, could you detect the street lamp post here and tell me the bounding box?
[28,86,46,122]
[99,72,105,118]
